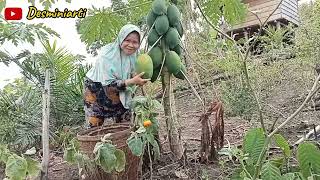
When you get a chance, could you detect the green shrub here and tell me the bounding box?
[220,80,256,120]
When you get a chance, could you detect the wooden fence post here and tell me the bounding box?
[41,69,50,180]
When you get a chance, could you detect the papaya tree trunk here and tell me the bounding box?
[161,67,184,159]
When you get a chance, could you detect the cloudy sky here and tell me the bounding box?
[0,0,314,88]
[0,0,113,88]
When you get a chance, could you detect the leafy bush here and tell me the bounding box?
[220,80,256,120]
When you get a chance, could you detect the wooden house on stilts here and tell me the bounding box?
[228,0,300,40]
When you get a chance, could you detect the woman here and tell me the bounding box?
[84,24,149,127]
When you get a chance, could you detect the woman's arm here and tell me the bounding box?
[107,72,149,91]
[108,80,127,91]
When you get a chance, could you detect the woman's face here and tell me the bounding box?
[121,32,140,56]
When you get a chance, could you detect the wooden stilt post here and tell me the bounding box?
[41,69,50,180]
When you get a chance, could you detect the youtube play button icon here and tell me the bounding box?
[4,7,23,20]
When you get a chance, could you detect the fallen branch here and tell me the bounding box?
[293,125,320,146]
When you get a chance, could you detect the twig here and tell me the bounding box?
[243,0,285,61]
[194,0,266,132]
[147,142,153,180]
[240,2,285,132]
[266,104,286,132]
[169,75,175,132]
[314,124,318,140]
[147,35,163,54]
[156,52,166,81]
[156,162,179,171]
[249,10,263,28]
[182,43,207,107]
[269,118,279,133]
[180,40,209,72]
[142,22,156,48]
[269,74,320,137]
[266,104,287,118]
[181,70,205,111]
[293,125,320,146]
[141,86,146,96]
[242,0,286,134]
[160,87,167,106]
[193,0,240,48]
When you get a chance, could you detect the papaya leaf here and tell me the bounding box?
[0,22,59,46]
[127,136,144,156]
[297,142,320,178]
[74,152,87,164]
[200,0,247,26]
[261,161,282,180]
[5,155,28,180]
[95,143,117,173]
[145,133,155,144]
[25,157,40,177]
[127,0,152,24]
[274,134,291,157]
[93,142,104,154]
[243,128,266,165]
[136,126,146,134]
[0,50,10,66]
[201,0,222,26]
[0,0,6,13]
[114,149,126,172]
[41,0,53,10]
[151,99,162,110]
[130,96,148,108]
[222,0,247,25]
[77,11,125,47]
[27,0,35,6]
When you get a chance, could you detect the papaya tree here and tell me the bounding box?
[76,0,248,159]
[142,0,187,159]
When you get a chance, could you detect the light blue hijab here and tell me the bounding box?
[86,24,141,109]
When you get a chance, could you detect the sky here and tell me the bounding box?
[0,0,111,88]
[0,0,314,89]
